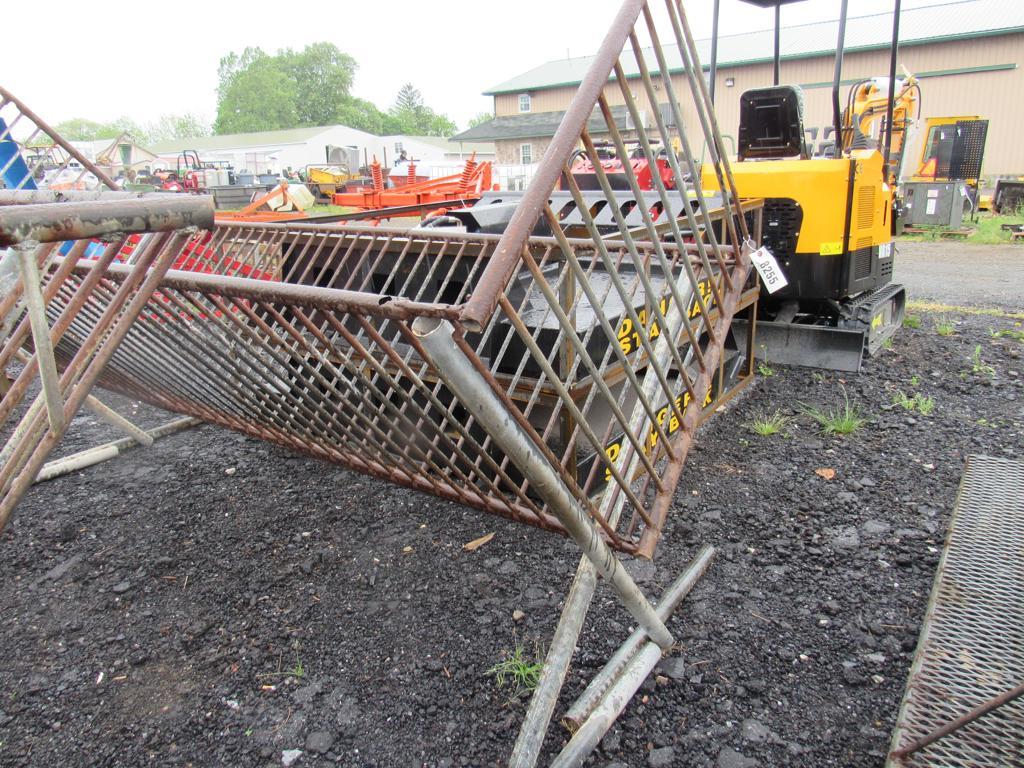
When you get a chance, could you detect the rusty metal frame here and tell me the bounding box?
[1,1,761,763]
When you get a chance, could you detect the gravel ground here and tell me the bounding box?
[893,240,1023,307]
[1,307,1022,767]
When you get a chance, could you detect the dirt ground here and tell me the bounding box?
[1,255,1022,767]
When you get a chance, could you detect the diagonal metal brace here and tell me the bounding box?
[413,316,674,650]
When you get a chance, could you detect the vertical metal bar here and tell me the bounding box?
[15,243,64,434]
[773,3,781,86]
[883,0,902,177]
[833,0,850,152]
[509,560,598,767]
[709,0,721,104]
[414,317,674,650]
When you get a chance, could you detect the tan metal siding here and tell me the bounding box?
[493,34,1024,175]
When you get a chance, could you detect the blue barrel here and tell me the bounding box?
[0,116,37,190]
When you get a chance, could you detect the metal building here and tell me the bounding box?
[455,0,1024,177]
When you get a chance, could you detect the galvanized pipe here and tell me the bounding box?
[15,243,64,434]
[509,559,598,767]
[0,196,214,246]
[35,416,199,483]
[563,544,715,730]
[0,190,180,206]
[414,316,674,650]
[12,347,152,446]
[551,643,662,768]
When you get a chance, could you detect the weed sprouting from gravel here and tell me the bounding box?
[968,344,996,378]
[910,374,920,386]
[903,315,922,329]
[488,641,543,700]
[801,389,866,435]
[892,390,935,415]
[990,327,1024,342]
[935,317,956,336]
[757,362,775,377]
[257,648,306,681]
[744,410,790,437]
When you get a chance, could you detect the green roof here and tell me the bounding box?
[148,125,348,154]
[484,0,1024,95]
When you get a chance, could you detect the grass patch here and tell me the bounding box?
[903,315,922,329]
[935,317,956,336]
[802,389,866,435]
[744,410,790,437]
[991,327,1024,342]
[488,641,543,700]
[757,362,775,377]
[898,211,1024,244]
[969,344,996,378]
[256,649,306,680]
[892,390,935,415]
[907,301,1024,321]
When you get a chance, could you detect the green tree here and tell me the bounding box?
[468,111,494,128]
[387,83,457,137]
[280,42,356,126]
[215,56,299,134]
[336,96,391,135]
[144,114,211,144]
[52,117,126,142]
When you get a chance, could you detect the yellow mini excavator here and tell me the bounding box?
[701,0,916,371]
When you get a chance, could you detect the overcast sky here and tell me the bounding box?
[5,0,952,132]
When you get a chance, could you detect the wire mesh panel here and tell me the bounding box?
[887,456,1024,767]
[2,0,759,559]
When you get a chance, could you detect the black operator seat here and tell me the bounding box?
[737,85,809,162]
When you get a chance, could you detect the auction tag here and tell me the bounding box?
[750,247,788,293]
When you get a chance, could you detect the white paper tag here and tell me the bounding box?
[878,242,893,259]
[750,247,788,294]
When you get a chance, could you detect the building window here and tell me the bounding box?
[394,142,403,153]
[518,93,531,113]
[520,143,533,164]
[725,77,735,88]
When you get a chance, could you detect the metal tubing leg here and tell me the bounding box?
[413,317,674,650]
[35,416,199,483]
[13,348,153,447]
[551,546,716,768]
[82,395,154,447]
[563,544,715,730]
[551,644,662,768]
[509,558,598,767]
[15,242,64,434]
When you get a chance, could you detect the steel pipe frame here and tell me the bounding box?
[0,85,120,192]
[0,196,215,247]
[0,228,190,532]
[0,190,181,206]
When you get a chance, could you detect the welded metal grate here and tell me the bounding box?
[888,455,1024,767]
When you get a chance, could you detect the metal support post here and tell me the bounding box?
[15,242,64,434]
[509,559,598,767]
[413,316,674,651]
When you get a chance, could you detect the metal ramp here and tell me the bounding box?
[888,455,1024,766]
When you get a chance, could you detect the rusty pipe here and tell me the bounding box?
[0,196,214,246]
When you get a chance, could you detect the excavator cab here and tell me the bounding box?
[737,85,809,161]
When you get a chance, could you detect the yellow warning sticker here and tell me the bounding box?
[819,241,843,256]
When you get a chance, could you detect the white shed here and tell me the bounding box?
[149,125,390,176]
